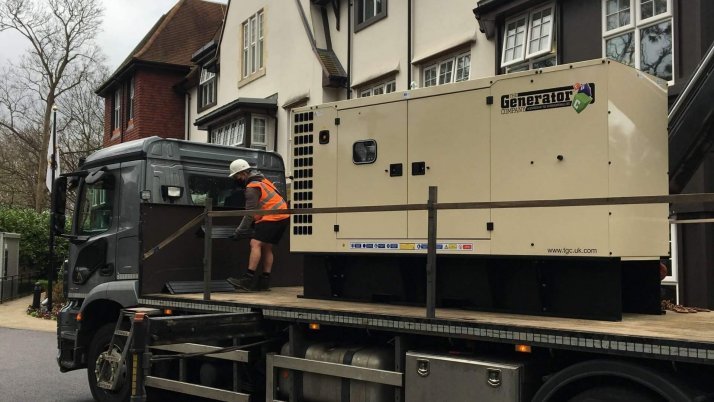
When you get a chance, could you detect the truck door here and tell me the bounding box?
[66,166,120,297]
[115,161,141,278]
[336,101,408,239]
[407,88,492,241]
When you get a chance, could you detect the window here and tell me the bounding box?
[128,77,134,121]
[113,89,121,131]
[353,140,377,164]
[77,177,114,235]
[355,0,386,31]
[199,68,217,110]
[422,53,470,87]
[210,115,273,150]
[251,116,267,150]
[242,11,264,79]
[188,175,239,207]
[602,0,672,82]
[358,79,396,97]
[501,4,555,72]
[211,119,245,146]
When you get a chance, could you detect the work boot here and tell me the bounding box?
[227,271,258,291]
[256,274,271,291]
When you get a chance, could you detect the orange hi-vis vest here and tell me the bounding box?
[247,178,289,223]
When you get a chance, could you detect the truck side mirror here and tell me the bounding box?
[85,169,105,185]
[51,177,67,235]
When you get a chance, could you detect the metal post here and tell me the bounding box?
[426,186,438,319]
[203,198,213,301]
[47,105,58,313]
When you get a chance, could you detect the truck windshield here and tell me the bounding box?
[188,175,244,208]
[77,180,114,235]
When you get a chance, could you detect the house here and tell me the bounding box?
[187,0,491,157]
[95,0,226,146]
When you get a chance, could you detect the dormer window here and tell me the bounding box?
[501,4,556,73]
[199,68,217,111]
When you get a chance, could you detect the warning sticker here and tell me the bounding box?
[349,242,474,251]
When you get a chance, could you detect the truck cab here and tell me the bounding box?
[55,137,287,374]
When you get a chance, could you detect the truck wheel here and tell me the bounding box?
[87,323,131,402]
[568,385,664,402]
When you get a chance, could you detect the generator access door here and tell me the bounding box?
[407,88,492,240]
[489,64,610,256]
[335,101,408,239]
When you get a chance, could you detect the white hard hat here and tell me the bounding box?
[229,159,251,177]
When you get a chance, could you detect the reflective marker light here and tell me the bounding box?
[515,344,532,353]
[309,323,320,330]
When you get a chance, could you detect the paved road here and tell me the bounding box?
[0,327,93,402]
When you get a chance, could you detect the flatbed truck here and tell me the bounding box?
[54,59,714,401]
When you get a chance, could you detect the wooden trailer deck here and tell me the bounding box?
[140,286,714,365]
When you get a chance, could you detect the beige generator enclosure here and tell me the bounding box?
[290,59,669,261]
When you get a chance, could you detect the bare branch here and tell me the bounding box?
[0,0,106,210]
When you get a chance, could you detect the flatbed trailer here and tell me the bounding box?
[141,287,714,366]
[97,284,714,402]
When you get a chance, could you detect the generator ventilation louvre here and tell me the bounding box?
[292,111,314,235]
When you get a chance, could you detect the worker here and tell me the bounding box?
[226,159,289,291]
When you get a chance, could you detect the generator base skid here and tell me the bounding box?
[302,254,662,321]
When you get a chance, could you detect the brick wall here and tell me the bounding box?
[102,67,187,147]
[103,100,113,146]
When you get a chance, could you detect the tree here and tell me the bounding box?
[0,0,104,211]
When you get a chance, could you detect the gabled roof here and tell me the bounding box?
[96,0,226,96]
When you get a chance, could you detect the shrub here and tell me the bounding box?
[0,206,68,275]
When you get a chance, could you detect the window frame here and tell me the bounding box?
[76,175,115,236]
[504,54,557,74]
[601,0,674,84]
[211,119,245,147]
[241,10,265,80]
[251,116,268,150]
[525,4,555,59]
[501,3,555,69]
[112,89,121,131]
[198,68,217,112]
[422,52,471,88]
[501,13,529,68]
[127,76,135,122]
[352,140,378,165]
[354,0,387,33]
[357,79,397,97]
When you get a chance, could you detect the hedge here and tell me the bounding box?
[0,206,68,275]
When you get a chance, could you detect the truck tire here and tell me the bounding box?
[87,323,131,402]
[568,385,664,402]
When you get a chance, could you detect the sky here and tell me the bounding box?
[0,0,185,71]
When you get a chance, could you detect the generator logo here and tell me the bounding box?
[500,83,595,115]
